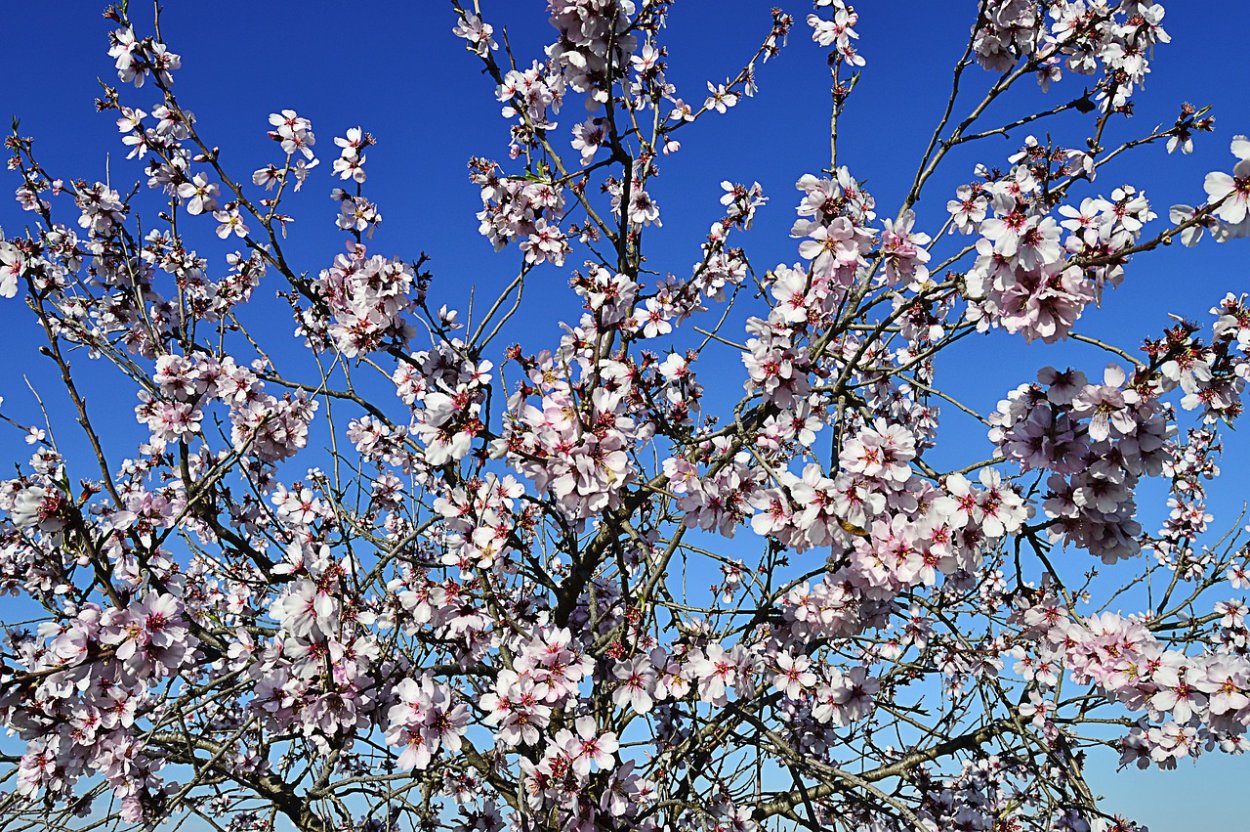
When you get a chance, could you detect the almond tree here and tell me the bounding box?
[1,2,1248,831]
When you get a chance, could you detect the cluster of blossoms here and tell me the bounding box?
[394,341,493,468]
[991,290,1250,562]
[1007,596,1250,769]
[912,755,1142,832]
[731,171,878,413]
[1149,427,1219,572]
[974,0,1169,106]
[3,2,1250,831]
[547,0,638,104]
[301,244,420,357]
[107,24,181,88]
[954,138,1156,342]
[432,472,528,571]
[451,12,496,58]
[383,677,468,771]
[332,127,372,184]
[1,591,196,821]
[267,109,316,160]
[327,127,382,235]
[135,351,318,464]
[808,1,864,68]
[498,353,644,523]
[252,110,318,195]
[990,363,1169,561]
[469,158,571,266]
[608,160,663,232]
[791,168,877,290]
[622,178,763,337]
[253,544,383,753]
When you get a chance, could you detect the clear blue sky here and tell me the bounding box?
[1,2,1248,828]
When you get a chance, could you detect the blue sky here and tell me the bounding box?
[2,1,1249,828]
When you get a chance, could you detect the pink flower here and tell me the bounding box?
[1203,136,1250,224]
[772,652,816,698]
[612,656,656,714]
[555,716,619,777]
